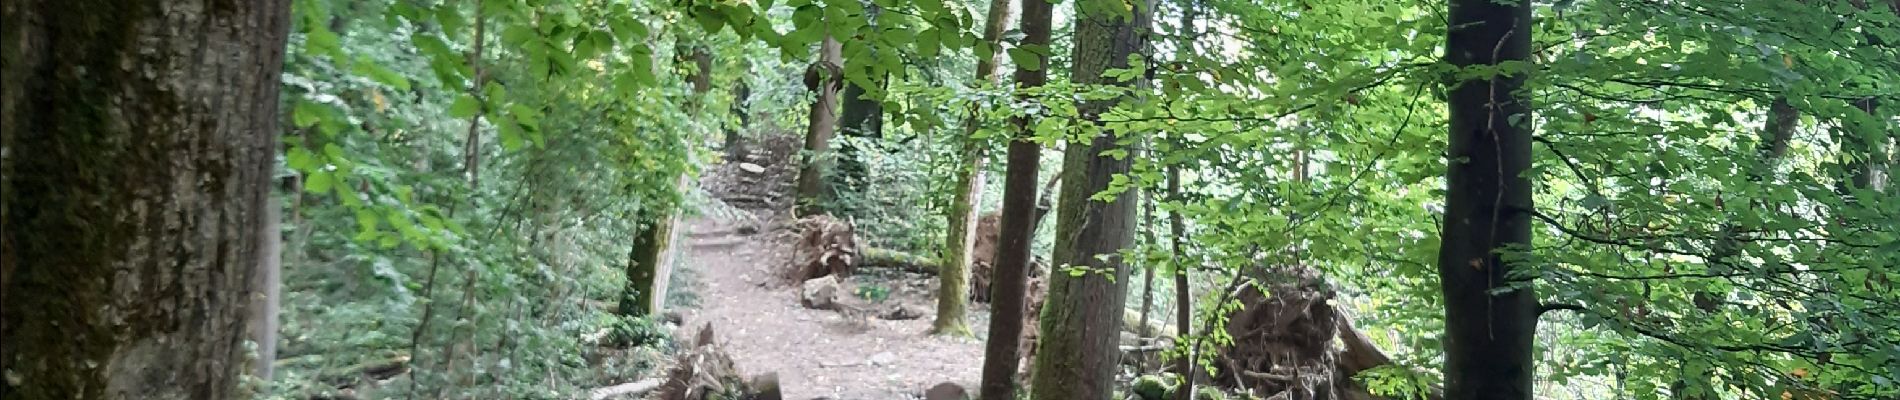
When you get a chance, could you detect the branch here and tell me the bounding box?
[1537,302,1587,317]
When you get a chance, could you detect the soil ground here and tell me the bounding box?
[674,216,991,400]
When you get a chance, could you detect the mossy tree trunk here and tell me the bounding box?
[933,0,1019,337]
[1028,0,1150,397]
[0,1,292,398]
[796,36,845,216]
[620,212,675,318]
[1438,0,1536,398]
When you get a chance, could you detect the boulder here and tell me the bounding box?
[800,276,845,310]
[924,382,971,400]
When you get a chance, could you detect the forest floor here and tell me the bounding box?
[674,215,990,400]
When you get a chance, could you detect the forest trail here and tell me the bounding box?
[675,215,987,400]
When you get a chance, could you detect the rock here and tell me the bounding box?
[800,276,845,310]
[749,373,782,400]
[739,162,767,173]
[869,351,897,366]
[924,382,970,400]
[877,304,922,320]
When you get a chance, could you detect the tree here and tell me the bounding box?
[1437,0,1536,398]
[1165,2,1197,397]
[933,0,1019,337]
[836,77,884,196]
[976,0,1055,396]
[797,36,846,216]
[0,1,293,398]
[1028,0,1150,396]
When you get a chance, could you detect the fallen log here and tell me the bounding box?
[859,247,939,274]
[589,379,662,400]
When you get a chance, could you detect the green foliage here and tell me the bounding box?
[1130,374,1177,400]
[257,0,1900,397]
[1356,364,1440,400]
[271,0,725,397]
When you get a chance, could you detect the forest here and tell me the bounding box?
[2,0,1897,399]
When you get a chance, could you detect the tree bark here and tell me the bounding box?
[250,202,285,382]
[727,75,752,160]
[934,0,1018,337]
[796,36,845,216]
[620,212,675,318]
[836,78,883,194]
[835,5,886,196]
[976,0,1054,395]
[1840,98,1887,195]
[1029,0,1150,397]
[1438,0,1537,399]
[0,0,292,398]
[1167,165,1195,400]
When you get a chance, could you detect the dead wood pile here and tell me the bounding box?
[1207,266,1423,400]
[782,215,859,282]
[654,324,782,400]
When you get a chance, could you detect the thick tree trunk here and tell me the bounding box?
[621,213,675,318]
[796,36,845,216]
[250,203,285,382]
[1029,0,1150,397]
[933,0,1019,337]
[1438,0,1536,399]
[0,1,292,398]
[976,0,1054,395]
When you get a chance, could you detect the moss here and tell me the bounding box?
[1131,374,1175,400]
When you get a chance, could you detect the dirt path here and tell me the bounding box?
[675,216,987,400]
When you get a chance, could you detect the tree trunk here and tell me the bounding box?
[835,6,886,197]
[796,36,845,216]
[1168,2,1199,397]
[1167,165,1196,400]
[976,0,1054,395]
[727,78,752,160]
[251,202,285,382]
[621,213,675,318]
[836,79,883,195]
[933,0,1019,337]
[0,1,292,398]
[1840,98,1887,195]
[1029,0,1150,397]
[1438,0,1536,399]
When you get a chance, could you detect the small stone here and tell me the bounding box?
[878,304,922,320]
[869,351,897,366]
[739,162,767,173]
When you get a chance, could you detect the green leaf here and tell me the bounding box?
[285,146,318,171]
[305,28,342,57]
[292,100,322,128]
[305,171,334,194]
[352,57,411,91]
[1008,47,1041,71]
[449,94,482,118]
